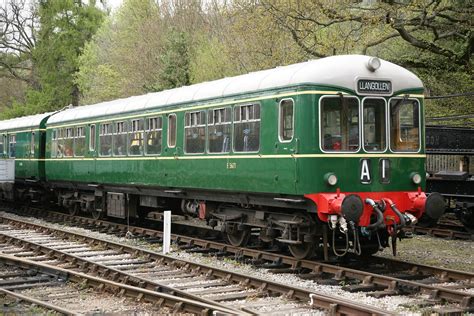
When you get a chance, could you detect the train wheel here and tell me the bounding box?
[91,209,103,220]
[69,203,79,216]
[227,228,251,247]
[288,242,314,259]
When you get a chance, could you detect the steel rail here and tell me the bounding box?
[404,226,474,240]
[0,213,390,316]
[0,225,245,315]
[38,210,474,283]
[0,287,76,316]
[18,209,474,310]
[0,254,234,315]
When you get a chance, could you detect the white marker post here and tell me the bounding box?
[163,211,171,254]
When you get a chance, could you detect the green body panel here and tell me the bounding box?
[45,84,425,195]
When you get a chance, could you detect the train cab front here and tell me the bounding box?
[305,73,445,257]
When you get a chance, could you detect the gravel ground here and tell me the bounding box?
[1,211,472,315]
[19,284,161,315]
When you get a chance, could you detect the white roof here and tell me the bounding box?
[48,55,423,125]
[0,112,53,132]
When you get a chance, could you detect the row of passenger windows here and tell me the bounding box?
[0,134,33,158]
[51,100,295,158]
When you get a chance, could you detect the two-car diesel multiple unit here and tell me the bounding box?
[0,55,444,259]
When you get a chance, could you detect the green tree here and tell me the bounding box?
[1,0,104,118]
[151,29,191,91]
[76,0,163,104]
[33,0,104,110]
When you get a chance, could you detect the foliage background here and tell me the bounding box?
[0,0,472,124]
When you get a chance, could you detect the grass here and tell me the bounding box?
[377,235,474,272]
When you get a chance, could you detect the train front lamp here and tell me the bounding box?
[324,173,338,186]
[411,172,422,184]
[366,57,381,72]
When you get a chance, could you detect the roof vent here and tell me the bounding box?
[366,57,381,72]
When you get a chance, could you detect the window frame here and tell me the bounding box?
[128,118,144,156]
[207,107,232,154]
[0,134,6,155]
[74,126,86,157]
[388,97,422,153]
[167,113,177,149]
[184,110,206,155]
[361,97,388,153]
[63,127,74,157]
[278,98,295,143]
[319,95,361,154]
[113,121,128,157]
[99,122,113,157]
[30,131,35,156]
[233,103,261,153]
[8,134,16,158]
[56,129,64,158]
[89,124,96,152]
[145,116,163,156]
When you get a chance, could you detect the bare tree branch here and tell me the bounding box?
[0,0,38,85]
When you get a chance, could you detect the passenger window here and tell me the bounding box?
[56,129,65,158]
[8,134,16,158]
[363,98,386,152]
[51,130,57,158]
[279,99,294,142]
[99,123,112,156]
[320,96,359,152]
[0,134,5,155]
[129,119,144,155]
[234,104,260,152]
[185,111,205,154]
[146,117,162,155]
[168,114,177,148]
[113,121,127,156]
[74,127,86,157]
[30,132,35,155]
[89,125,96,151]
[208,107,231,153]
[63,128,74,157]
[390,99,420,152]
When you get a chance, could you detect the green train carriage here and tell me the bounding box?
[40,55,443,258]
[0,113,52,201]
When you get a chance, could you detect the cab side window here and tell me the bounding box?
[279,99,294,142]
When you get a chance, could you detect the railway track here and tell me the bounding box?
[0,212,389,315]
[404,225,474,240]
[3,207,474,314]
[0,254,190,315]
